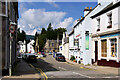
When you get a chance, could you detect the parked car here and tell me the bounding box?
[55,53,62,59]
[56,55,65,61]
[49,52,52,55]
[26,54,37,63]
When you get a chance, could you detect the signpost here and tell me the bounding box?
[9,22,15,76]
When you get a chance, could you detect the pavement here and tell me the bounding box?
[65,59,119,75]
[2,60,40,80]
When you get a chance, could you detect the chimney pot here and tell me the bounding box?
[90,7,92,9]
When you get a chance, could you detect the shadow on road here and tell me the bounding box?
[31,58,59,72]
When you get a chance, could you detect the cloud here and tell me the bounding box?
[18,3,75,35]
[57,17,73,28]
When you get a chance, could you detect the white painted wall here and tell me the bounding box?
[18,41,26,53]
[69,34,74,59]
[27,40,35,53]
[91,1,120,63]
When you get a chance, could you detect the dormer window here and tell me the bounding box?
[107,12,112,28]
[96,17,100,31]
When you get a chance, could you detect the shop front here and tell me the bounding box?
[93,32,120,67]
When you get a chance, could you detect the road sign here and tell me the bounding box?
[9,24,15,34]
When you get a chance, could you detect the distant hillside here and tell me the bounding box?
[26,35,34,40]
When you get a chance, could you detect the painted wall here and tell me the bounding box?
[27,40,35,53]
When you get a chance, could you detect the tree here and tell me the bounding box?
[17,28,26,42]
[37,23,67,51]
[38,34,47,51]
[46,23,54,40]
[41,28,46,34]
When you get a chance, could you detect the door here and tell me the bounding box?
[95,41,98,62]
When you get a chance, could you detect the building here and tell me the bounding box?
[27,40,35,53]
[44,37,62,53]
[69,30,74,60]
[60,32,69,59]
[91,0,120,67]
[0,1,19,74]
[17,41,26,54]
[68,6,98,65]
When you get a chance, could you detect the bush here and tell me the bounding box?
[70,56,75,61]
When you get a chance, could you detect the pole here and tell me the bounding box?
[9,33,12,76]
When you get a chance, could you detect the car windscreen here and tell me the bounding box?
[56,54,62,56]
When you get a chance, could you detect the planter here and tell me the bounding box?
[107,25,112,28]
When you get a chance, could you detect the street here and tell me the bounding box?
[30,54,119,79]
[2,54,119,80]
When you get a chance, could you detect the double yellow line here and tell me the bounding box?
[29,64,48,80]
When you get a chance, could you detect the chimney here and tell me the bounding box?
[84,7,91,16]
[81,16,83,19]
[77,18,81,22]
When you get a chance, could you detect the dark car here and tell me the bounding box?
[41,52,46,57]
[55,53,62,59]
[26,54,37,63]
[56,55,65,61]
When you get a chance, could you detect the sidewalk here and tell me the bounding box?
[3,60,40,79]
[66,59,119,75]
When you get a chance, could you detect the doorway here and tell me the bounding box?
[95,41,98,63]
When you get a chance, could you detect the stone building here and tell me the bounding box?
[0,1,19,74]
[44,37,62,53]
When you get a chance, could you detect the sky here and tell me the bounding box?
[18,2,97,35]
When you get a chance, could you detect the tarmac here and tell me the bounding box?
[2,58,120,79]
[2,60,40,79]
[66,59,120,75]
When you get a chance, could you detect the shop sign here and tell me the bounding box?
[76,34,81,37]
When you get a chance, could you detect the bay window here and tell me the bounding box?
[110,38,117,57]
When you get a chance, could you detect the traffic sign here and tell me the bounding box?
[9,24,15,34]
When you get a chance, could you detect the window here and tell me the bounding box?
[110,38,117,57]
[52,43,54,47]
[107,12,112,28]
[101,40,107,57]
[74,39,79,46]
[96,17,100,31]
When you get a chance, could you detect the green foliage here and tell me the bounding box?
[70,56,75,61]
[17,28,26,42]
[34,23,67,51]
[38,34,47,51]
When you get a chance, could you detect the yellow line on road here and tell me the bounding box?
[29,63,48,80]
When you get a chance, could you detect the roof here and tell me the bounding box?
[73,3,100,29]
[91,1,120,19]
[68,29,74,36]
[91,2,113,19]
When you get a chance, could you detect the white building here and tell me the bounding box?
[27,40,35,53]
[60,32,69,59]
[18,40,26,54]
[91,0,120,67]
[69,30,74,60]
[71,7,94,65]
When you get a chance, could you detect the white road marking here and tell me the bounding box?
[58,67,66,70]
[72,72,95,78]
